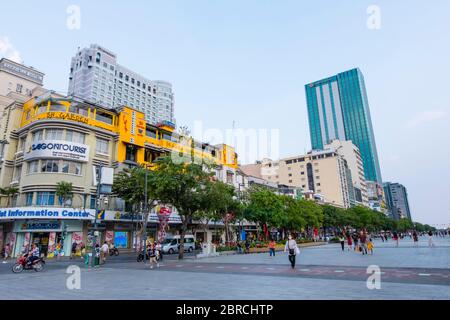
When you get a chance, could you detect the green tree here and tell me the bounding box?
[243,187,284,240]
[113,166,158,243]
[0,187,20,207]
[151,156,215,259]
[55,181,73,207]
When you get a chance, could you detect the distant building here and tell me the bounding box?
[241,148,356,208]
[383,182,412,221]
[68,44,175,125]
[0,58,44,97]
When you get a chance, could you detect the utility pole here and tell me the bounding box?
[91,165,102,267]
[143,168,148,264]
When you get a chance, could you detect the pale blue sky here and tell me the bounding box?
[1,0,449,225]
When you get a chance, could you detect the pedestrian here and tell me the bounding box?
[413,231,419,247]
[268,239,276,257]
[352,233,359,251]
[393,232,399,247]
[2,244,10,263]
[284,235,299,269]
[245,239,250,254]
[428,230,435,247]
[346,235,353,251]
[101,241,109,264]
[70,241,78,259]
[367,238,374,255]
[359,231,368,255]
[155,241,163,261]
[80,242,86,259]
[94,243,101,266]
[237,242,243,254]
[148,243,159,269]
[339,234,345,252]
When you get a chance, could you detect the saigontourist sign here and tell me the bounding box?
[24,140,90,162]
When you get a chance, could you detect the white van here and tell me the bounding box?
[161,235,195,254]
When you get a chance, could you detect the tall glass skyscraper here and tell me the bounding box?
[305,68,382,183]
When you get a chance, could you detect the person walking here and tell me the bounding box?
[284,235,299,269]
[148,243,159,269]
[101,241,109,264]
[359,231,368,255]
[367,238,374,255]
[352,233,359,252]
[268,239,276,257]
[393,232,399,247]
[2,244,10,263]
[70,241,78,259]
[339,234,345,252]
[245,239,250,254]
[428,230,435,247]
[413,231,419,247]
[346,235,353,251]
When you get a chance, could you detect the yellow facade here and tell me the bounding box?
[20,97,238,169]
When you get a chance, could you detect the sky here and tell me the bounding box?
[1,0,449,226]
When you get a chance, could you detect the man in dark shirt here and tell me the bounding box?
[359,231,368,255]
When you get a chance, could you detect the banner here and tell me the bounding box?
[72,232,82,244]
[47,232,56,258]
[105,230,114,243]
[24,139,90,162]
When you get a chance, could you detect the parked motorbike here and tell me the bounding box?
[109,247,119,256]
[12,253,45,273]
[136,250,149,262]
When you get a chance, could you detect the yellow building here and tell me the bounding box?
[0,91,239,257]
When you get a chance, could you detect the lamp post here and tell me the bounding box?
[142,168,148,265]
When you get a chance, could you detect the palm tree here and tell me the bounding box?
[56,182,73,207]
[0,187,20,207]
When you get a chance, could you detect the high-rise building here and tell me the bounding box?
[383,182,412,221]
[305,68,382,184]
[68,44,175,125]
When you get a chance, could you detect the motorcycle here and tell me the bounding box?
[109,247,119,256]
[12,253,45,273]
[136,249,149,262]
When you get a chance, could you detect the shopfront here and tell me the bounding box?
[0,207,93,257]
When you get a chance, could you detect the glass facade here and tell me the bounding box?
[305,68,382,183]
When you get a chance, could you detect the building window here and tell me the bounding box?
[61,161,82,175]
[41,160,59,173]
[66,130,85,144]
[90,196,97,209]
[28,161,39,174]
[36,192,55,206]
[125,144,137,162]
[288,174,292,177]
[96,53,101,63]
[16,84,23,93]
[96,138,109,154]
[49,104,67,112]
[26,193,33,206]
[45,129,64,140]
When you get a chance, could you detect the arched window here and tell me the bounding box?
[96,52,101,63]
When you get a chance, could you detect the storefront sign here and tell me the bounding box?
[20,221,61,232]
[46,112,89,124]
[105,211,182,224]
[24,140,90,162]
[0,208,94,220]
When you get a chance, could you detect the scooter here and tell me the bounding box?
[12,253,45,273]
[109,247,119,256]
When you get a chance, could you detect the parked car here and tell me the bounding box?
[161,235,196,254]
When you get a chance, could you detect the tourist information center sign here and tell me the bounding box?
[0,208,94,220]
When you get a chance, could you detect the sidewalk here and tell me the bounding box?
[214,241,327,257]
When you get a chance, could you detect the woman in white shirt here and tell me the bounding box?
[284,235,300,269]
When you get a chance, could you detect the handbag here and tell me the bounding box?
[288,241,295,255]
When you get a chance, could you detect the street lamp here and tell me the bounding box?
[90,165,102,267]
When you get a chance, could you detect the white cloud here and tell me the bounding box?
[405,110,447,128]
[0,36,22,63]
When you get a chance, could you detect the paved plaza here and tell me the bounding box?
[0,236,449,300]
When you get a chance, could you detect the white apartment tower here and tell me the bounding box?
[68,44,175,125]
